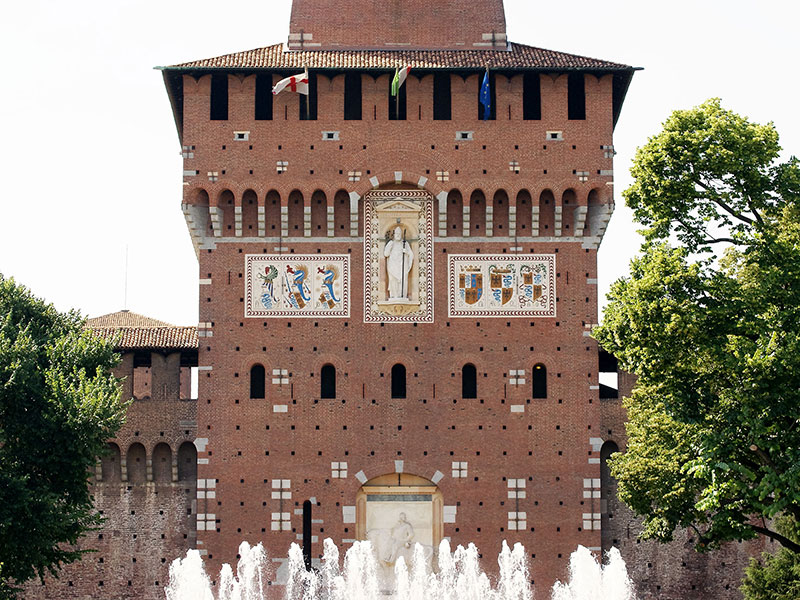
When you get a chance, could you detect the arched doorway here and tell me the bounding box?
[356,473,443,574]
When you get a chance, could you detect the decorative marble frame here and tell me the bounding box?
[245,254,350,318]
[447,254,556,318]
[363,190,434,323]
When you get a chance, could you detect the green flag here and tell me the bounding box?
[391,66,411,97]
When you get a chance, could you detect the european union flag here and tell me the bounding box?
[480,69,491,120]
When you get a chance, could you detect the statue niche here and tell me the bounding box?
[375,199,422,314]
[384,225,414,301]
[363,191,433,323]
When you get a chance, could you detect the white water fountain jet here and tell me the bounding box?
[165,542,269,600]
[165,538,635,600]
[551,545,635,600]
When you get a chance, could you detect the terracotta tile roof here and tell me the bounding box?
[86,311,198,351]
[164,42,633,71]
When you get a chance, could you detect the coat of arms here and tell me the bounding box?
[458,267,483,305]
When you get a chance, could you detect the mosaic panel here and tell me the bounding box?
[245,255,350,318]
[448,254,556,318]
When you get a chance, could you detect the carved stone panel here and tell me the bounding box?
[448,254,556,317]
[244,254,350,318]
[364,190,434,323]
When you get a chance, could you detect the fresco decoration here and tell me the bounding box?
[364,190,434,323]
[448,255,556,317]
[245,255,350,318]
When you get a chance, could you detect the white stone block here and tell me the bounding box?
[207,491,216,499]
[394,460,404,473]
[342,506,356,523]
[355,470,367,484]
[431,470,444,484]
[273,405,288,413]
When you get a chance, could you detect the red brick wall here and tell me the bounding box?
[288,0,507,50]
[182,69,614,596]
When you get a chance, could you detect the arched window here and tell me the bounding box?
[126,443,147,483]
[600,440,620,553]
[532,363,547,398]
[321,364,336,399]
[250,364,266,399]
[462,363,477,399]
[152,443,172,483]
[101,442,121,482]
[177,441,197,482]
[302,500,313,571]
[391,364,406,399]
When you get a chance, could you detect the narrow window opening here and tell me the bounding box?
[255,73,273,120]
[250,364,266,399]
[344,72,362,120]
[532,363,547,398]
[433,73,451,120]
[523,73,541,120]
[568,73,586,120]
[462,363,477,399]
[391,364,407,399]
[210,74,229,121]
[320,364,336,399]
[389,77,407,120]
[302,500,312,571]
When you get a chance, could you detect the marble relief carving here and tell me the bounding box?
[448,254,556,318]
[244,254,350,318]
[364,190,434,323]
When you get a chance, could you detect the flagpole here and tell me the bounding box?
[395,68,400,120]
[305,67,310,120]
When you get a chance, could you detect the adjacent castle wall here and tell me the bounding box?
[24,351,197,600]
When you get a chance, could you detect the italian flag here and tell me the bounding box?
[391,66,411,96]
[272,70,309,95]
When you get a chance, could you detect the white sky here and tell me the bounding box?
[1,0,797,326]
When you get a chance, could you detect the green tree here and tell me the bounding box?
[741,517,800,600]
[0,275,127,597]
[594,99,800,555]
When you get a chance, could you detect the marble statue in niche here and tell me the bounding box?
[363,190,433,323]
[384,226,414,300]
[383,512,415,564]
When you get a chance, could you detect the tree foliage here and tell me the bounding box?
[741,517,800,600]
[0,275,127,597]
[594,99,800,555]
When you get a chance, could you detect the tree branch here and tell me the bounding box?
[693,178,755,225]
[751,524,800,553]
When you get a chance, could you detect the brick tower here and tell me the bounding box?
[157,0,637,592]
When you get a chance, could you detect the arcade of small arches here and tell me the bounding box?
[97,440,198,484]
[248,362,548,401]
[183,185,610,242]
